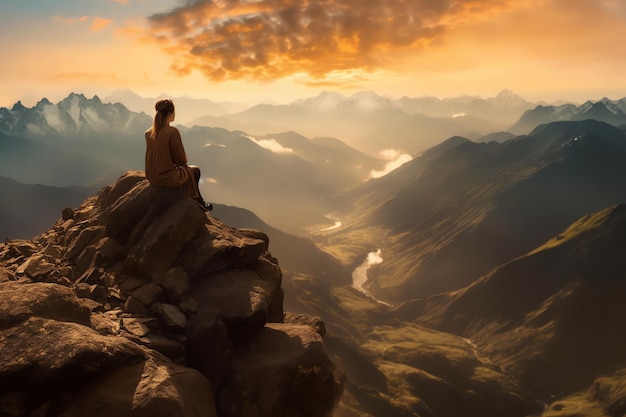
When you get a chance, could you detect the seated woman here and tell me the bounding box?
[144,98,212,212]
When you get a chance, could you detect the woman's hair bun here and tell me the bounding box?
[155,99,174,113]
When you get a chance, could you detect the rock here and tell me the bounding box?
[178,218,267,277]
[90,312,121,336]
[56,352,217,417]
[62,207,75,220]
[6,240,37,257]
[123,295,148,315]
[43,242,63,258]
[0,266,15,282]
[121,332,186,363]
[186,304,232,392]
[96,170,147,210]
[219,323,344,417]
[0,391,28,417]
[160,266,189,302]
[254,256,284,323]
[75,282,94,298]
[75,266,103,285]
[179,296,198,315]
[15,255,56,280]
[65,226,105,261]
[123,198,207,281]
[238,228,270,252]
[75,245,101,277]
[104,178,183,245]
[131,282,164,307]
[0,281,90,329]
[95,236,126,264]
[190,267,281,338]
[153,303,187,333]
[117,274,148,293]
[284,313,326,337]
[121,317,156,337]
[0,317,146,392]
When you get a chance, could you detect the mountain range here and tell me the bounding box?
[321,119,626,302]
[0,94,384,234]
[189,89,538,156]
[403,203,626,411]
[511,97,626,134]
[3,90,626,416]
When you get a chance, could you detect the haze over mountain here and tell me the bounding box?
[0,93,387,235]
[190,89,539,156]
[320,119,626,303]
[103,89,251,124]
[511,97,626,134]
[0,176,93,240]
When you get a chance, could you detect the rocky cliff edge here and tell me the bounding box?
[0,170,344,417]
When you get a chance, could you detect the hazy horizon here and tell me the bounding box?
[3,87,623,113]
[1,1,625,108]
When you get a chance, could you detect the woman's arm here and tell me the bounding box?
[169,127,189,166]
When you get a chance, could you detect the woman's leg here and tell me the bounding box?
[190,165,201,184]
[189,165,212,211]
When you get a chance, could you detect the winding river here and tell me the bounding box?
[352,249,392,307]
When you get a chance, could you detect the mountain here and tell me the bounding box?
[510,98,626,134]
[401,204,626,405]
[103,89,249,123]
[0,93,149,140]
[0,176,95,239]
[318,120,626,303]
[397,89,536,125]
[178,127,383,233]
[0,94,149,186]
[292,90,397,112]
[189,90,536,156]
[192,100,501,156]
[0,94,385,233]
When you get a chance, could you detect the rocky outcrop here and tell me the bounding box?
[0,170,343,417]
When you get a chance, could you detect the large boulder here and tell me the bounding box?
[0,281,90,329]
[58,352,216,417]
[217,323,344,417]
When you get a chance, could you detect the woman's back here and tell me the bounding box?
[144,125,189,187]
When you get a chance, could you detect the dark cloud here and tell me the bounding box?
[146,0,524,83]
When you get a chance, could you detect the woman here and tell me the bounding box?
[145,98,212,211]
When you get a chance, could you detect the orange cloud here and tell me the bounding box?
[54,15,90,25]
[144,0,540,84]
[54,15,113,32]
[91,17,113,32]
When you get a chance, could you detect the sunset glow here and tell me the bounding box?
[1,0,625,106]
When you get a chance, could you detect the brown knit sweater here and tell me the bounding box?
[144,125,198,198]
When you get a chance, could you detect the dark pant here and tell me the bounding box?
[188,165,206,204]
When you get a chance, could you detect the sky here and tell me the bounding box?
[1,0,626,107]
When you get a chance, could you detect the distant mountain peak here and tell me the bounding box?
[496,89,515,98]
[0,92,150,139]
[291,90,394,112]
[10,101,26,112]
[291,91,346,110]
[36,98,52,107]
[491,89,527,106]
